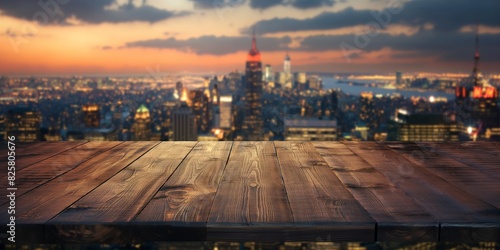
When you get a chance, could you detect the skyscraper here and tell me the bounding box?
[82,104,100,128]
[455,27,499,140]
[396,71,403,86]
[243,31,263,140]
[6,107,41,142]
[283,51,293,88]
[264,64,273,82]
[219,96,233,129]
[132,104,151,141]
[172,103,197,141]
[284,51,291,75]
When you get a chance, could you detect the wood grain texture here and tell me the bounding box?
[345,142,500,242]
[345,142,500,223]
[313,142,438,242]
[3,142,159,224]
[0,141,122,202]
[274,141,375,241]
[0,142,86,173]
[392,142,500,209]
[207,142,293,241]
[1,141,499,244]
[48,142,197,224]
[132,141,232,241]
[426,143,500,181]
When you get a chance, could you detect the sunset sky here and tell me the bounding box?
[1,0,499,76]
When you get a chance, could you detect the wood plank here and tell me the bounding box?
[1,142,159,225]
[344,142,500,242]
[45,142,197,243]
[390,142,500,209]
[428,143,500,181]
[207,141,293,241]
[313,142,438,242]
[132,141,232,242]
[274,141,375,241]
[0,141,122,203]
[0,142,86,172]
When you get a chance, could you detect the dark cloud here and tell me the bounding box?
[243,7,373,34]
[125,35,291,55]
[250,0,336,9]
[0,0,188,25]
[249,0,282,9]
[246,0,500,34]
[191,0,336,9]
[191,0,246,9]
[124,30,500,63]
[290,0,336,9]
[299,31,500,62]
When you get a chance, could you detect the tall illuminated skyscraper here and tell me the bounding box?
[455,27,499,140]
[243,31,263,140]
[284,51,291,75]
[132,104,151,141]
[283,51,293,88]
[264,64,273,82]
[219,96,233,129]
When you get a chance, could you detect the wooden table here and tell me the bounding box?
[1,141,499,244]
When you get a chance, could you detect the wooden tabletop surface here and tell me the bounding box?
[1,141,499,244]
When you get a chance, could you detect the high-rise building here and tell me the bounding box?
[243,31,263,140]
[132,104,151,141]
[82,104,100,128]
[284,51,291,75]
[308,76,322,90]
[359,92,377,130]
[264,64,273,82]
[296,72,307,91]
[455,27,499,140]
[284,118,339,141]
[219,96,233,129]
[175,81,184,99]
[160,100,178,141]
[172,103,197,141]
[283,51,293,88]
[5,107,41,142]
[396,71,403,86]
[188,89,211,133]
[393,111,459,142]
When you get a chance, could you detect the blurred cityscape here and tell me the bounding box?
[1,33,499,143]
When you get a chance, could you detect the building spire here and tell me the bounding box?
[473,24,480,82]
[247,27,261,62]
[251,27,257,51]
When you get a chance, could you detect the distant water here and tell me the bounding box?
[322,77,455,99]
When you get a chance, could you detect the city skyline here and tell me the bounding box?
[1,0,500,76]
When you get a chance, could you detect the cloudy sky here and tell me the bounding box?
[0,0,499,75]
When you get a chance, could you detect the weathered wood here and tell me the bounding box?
[1,141,499,244]
[4,142,159,224]
[0,142,86,172]
[313,142,438,242]
[0,141,122,202]
[393,142,500,209]
[207,142,293,241]
[45,142,197,243]
[274,141,375,241]
[345,142,500,242]
[427,143,500,181]
[132,141,232,241]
